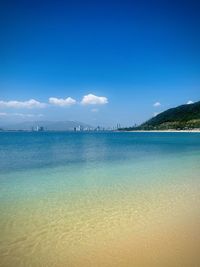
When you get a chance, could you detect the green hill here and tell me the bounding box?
[124,101,200,130]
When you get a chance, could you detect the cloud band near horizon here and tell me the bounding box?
[0,94,109,109]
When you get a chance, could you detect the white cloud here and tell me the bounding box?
[0,112,44,118]
[13,113,32,117]
[0,94,108,109]
[153,102,161,107]
[187,100,193,105]
[0,99,46,109]
[49,97,76,106]
[13,113,38,118]
[0,112,7,116]
[81,94,108,105]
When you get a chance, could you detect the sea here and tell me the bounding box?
[0,132,200,267]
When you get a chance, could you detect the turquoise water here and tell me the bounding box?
[0,132,200,267]
[1,132,200,173]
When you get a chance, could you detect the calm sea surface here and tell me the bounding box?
[0,132,200,267]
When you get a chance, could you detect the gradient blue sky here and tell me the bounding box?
[0,0,200,127]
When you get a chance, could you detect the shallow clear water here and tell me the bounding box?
[0,132,200,266]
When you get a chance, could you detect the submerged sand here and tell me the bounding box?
[0,180,200,267]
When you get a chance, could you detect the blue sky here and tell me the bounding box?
[0,0,200,127]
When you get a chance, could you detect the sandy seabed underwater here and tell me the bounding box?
[0,132,200,267]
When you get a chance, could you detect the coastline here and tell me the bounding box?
[119,129,200,133]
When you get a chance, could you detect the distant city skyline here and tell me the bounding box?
[1,0,200,127]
